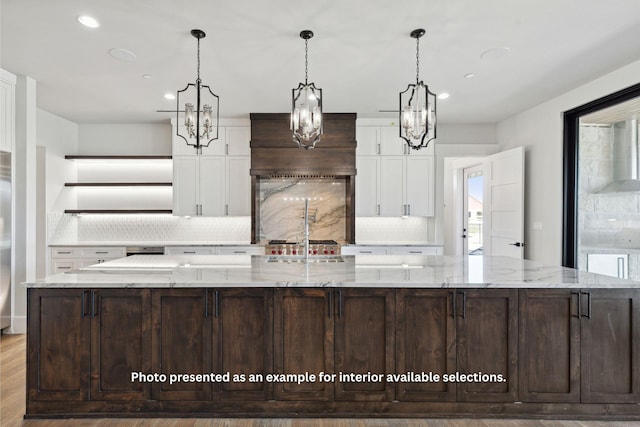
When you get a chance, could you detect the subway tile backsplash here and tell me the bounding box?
[48,213,430,245]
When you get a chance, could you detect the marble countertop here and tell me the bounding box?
[25,254,640,289]
[49,241,258,247]
[49,242,440,247]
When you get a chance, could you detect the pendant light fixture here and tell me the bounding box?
[291,30,323,150]
[399,28,437,150]
[176,29,219,154]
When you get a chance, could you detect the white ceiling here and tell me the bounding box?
[2,0,640,125]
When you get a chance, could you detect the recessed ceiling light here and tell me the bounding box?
[108,48,137,62]
[77,15,100,28]
[480,47,510,60]
[164,93,176,100]
[438,93,450,100]
[464,73,476,79]
[142,74,152,79]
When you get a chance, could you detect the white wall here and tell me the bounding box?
[78,123,171,155]
[37,109,78,212]
[497,58,640,265]
[432,125,498,245]
[11,75,37,333]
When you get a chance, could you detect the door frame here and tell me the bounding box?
[450,158,485,256]
[562,82,640,268]
[462,163,484,255]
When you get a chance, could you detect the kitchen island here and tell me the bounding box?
[24,255,640,419]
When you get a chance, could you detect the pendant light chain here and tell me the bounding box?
[415,36,420,84]
[304,38,309,85]
[196,37,201,83]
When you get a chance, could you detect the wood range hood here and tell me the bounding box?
[250,113,357,244]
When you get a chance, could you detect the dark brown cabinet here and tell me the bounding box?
[395,289,456,402]
[274,288,334,401]
[91,289,151,400]
[27,289,151,403]
[455,289,518,402]
[580,289,640,403]
[27,289,90,402]
[518,290,580,402]
[151,288,212,401]
[213,288,273,400]
[25,286,640,418]
[334,288,395,401]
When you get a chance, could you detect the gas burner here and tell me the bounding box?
[265,240,340,256]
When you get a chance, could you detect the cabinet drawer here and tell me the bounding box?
[51,247,78,258]
[341,246,388,255]
[78,247,126,258]
[217,246,263,255]
[388,246,443,255]
[52,260,76,273]
[165,246,214,255]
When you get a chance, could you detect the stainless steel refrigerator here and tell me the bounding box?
[1,151,11,330]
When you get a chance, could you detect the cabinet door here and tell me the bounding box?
[226,156,251,215]
[27,289,90,401]
[379,157,405,216]
[0,74,15,152]
[334,289,395,401]
[91,289,152,400]
[274,289,334,401]
[519,290,580,402]
[213,288,273,400]
[172,156,199,216]
[355,126,379,155]
[173,125,225,156]
[355,156,379,216]
[226,127,251,156]
[405,155,434,216]
[456,289,518,402]
[379,127,406,155]
[580,289,640,403]
[396,289,456,401]
[152,289,212,400]
[199,156,225,216]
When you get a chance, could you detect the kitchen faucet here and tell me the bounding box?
[303,198,316,260]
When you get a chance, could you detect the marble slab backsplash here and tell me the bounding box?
[257,178,346,243]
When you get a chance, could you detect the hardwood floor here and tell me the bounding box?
[2,333,639,427]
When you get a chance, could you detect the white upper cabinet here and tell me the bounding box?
[225,127,251,156]
[378,127,407,156]
[0,69,16,153]
[226,156,251,215]
[379,157,405,216]
[355,156,379,216]
[356,126,379,155]
[355,122,434,217]
[405,156,434,216]
[172,121,251,217]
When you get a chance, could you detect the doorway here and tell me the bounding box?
[562,82,640,269]
[463,165,483,255]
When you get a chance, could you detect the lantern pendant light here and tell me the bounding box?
[176,29,220,154]
[291,30,323,150]
[399,28,437,150]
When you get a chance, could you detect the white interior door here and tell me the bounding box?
[483,146,525,258]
